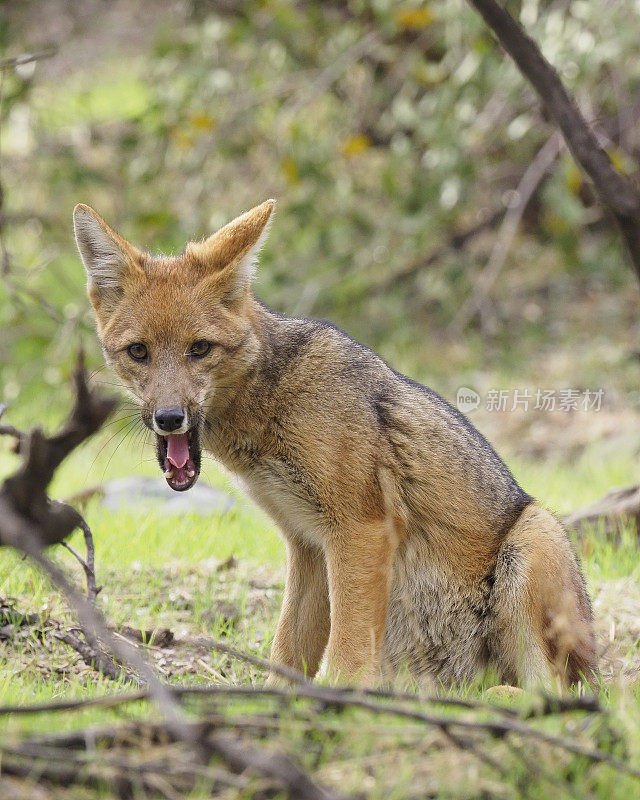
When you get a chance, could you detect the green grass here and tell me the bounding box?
[0,407,631,682]
[0,417,285,740]
[1,397,640,798]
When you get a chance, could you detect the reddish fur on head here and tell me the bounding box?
[74,199,275,490]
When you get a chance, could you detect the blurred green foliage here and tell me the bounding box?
[0,0,639,419]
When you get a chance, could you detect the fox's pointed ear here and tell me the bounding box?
[186,199,275,303]
[73,204,143,310]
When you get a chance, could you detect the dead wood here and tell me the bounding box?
[564,485,640,536]
[54,630,135,684]
[0,353,116,550]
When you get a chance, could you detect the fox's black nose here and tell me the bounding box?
[154,406,186,432]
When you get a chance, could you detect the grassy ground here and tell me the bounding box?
[2,388,640,798]
[4,5,640,792]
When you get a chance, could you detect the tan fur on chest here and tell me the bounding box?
[239,461,330,547]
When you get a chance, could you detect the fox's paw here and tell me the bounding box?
[483,685,524,703]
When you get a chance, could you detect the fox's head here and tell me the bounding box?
[73,200,275,491]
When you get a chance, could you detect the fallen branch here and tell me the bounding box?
[0,643,629,798]
[0,623,616,782]
[1,738,250,798]
[60,518,102,602]
[564,485,640,536]
[211,734,341,800]
[54,630,134,684]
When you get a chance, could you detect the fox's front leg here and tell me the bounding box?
[323,519,398,684]
[268,538,330,681]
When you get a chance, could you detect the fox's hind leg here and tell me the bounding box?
[489,503,597,689]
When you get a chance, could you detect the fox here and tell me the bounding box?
[73,199,597,689]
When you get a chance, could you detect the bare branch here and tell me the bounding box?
[54,630,133,683]
[0,402,25,450]
[466,0,640,280]
[0,49,57,71]
[211,735,342,800]
[63,517,102,601]
[450,133,562,334]
[0,353,116,549]
[368,207,507,296]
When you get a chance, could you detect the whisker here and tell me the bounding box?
[90,379,142,397]
[101,419,146,480]
[87,367,108,383]
[130,424,152,460]
[88,418,140,473]
[99,413,141,429]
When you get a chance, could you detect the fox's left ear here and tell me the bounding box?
[186,199,275,303]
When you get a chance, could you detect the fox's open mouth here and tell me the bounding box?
[155,427,201,492]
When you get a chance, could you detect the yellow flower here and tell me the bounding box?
[281,157,300,185]
[394,6,435,31]
[341,134,371,157]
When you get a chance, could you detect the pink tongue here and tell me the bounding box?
[166,433,190,469]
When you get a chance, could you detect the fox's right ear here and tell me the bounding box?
[73,204,143,310]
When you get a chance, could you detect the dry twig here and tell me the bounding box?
[60,518,102,602]
[0,49,57,71]
[450,133,562,334]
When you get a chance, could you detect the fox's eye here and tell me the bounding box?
[127,343,148,361]
[188,340,213,358]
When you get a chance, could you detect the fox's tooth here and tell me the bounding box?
[164,469,174,479]
[186,469,195,478]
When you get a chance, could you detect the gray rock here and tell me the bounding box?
[99,476,235,515]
